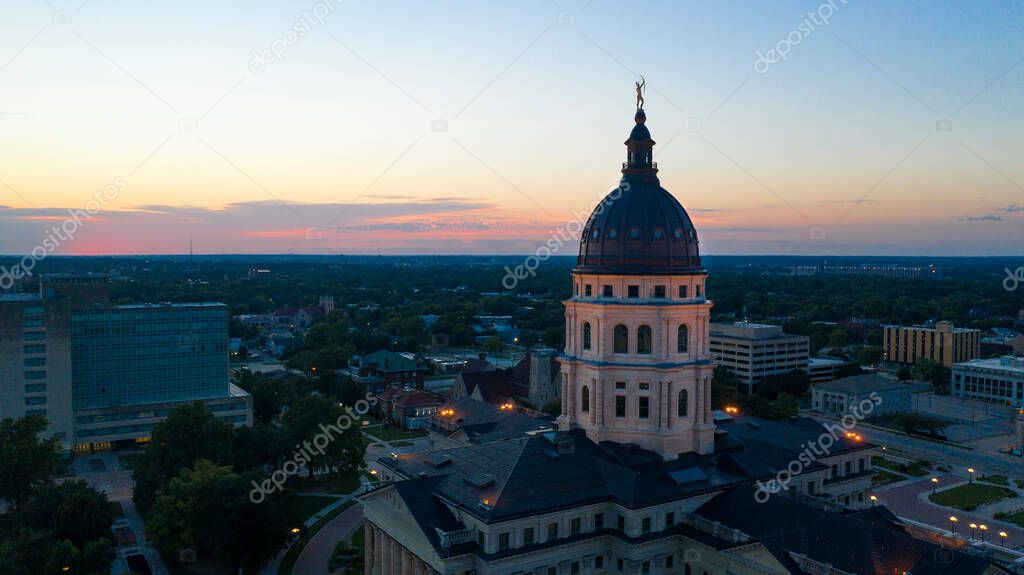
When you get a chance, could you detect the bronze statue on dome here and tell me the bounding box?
[635,75,646,109]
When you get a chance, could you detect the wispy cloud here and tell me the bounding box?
[959,214,1003,222]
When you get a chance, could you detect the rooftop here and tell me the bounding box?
[814,374,909,394]
[954,355,1024,375]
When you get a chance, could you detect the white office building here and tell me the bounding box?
[952,356,1024,407]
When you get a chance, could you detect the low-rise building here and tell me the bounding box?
[952,356,1024,407]
[883,321,980,367]
[709,322,809,393]
[350,350,428,392]
[450,348,560,409]
[812,374,910,418]
[375,386,444,430]
[806,356,855,383]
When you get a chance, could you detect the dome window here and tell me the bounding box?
[674,227,684,239]
[653,227,665,239]
[629,227,641,239]
[591,228,601,239]
[608,228,617,239]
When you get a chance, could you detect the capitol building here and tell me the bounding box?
[358,105,1004,575]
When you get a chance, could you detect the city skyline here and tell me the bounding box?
[2,0,1024,256]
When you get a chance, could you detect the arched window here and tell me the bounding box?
[677,324,689,354]
[678,389,688,418]
[637,325,652,354]
[614,325,628,353]
[581,385,590,413]
[582,322,592,351]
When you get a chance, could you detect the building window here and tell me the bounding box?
[571,517,581,535]
[666,555,675,568]
[24,332,45,341]
[581,386,590,413]
[25,384,46,393]
[614,325,628,353]
[615,396,626,418]
[679,285,688,298]
[25,397,46,406]
[24,344,45,354]
[696,284,702,298]
[23,357,45,367]
[678,389,688,417]
[642,517,651,534]
[583,322,592,350]
[595,513,604,528]
[499,532,510,551]
[637,325,652,354]
[524,527,535,545]
[616,381,626,389]
[638,397,650,419]
[596,556,604,569]
[617,515,625,531]
[24,371,46,380]
[654,285,666,298]
[677,324,689,353]
[628,285,639,298]
[603,285,613,298]
[638,382,649,391]
[642,560,651,574]
[547,522,558,540]
[585,284,592,297]
[666,512,675,526]
[571,561,580,574]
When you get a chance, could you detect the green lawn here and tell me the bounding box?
[329,525,366,573]
[979,475,1009,486]
[872,470,905,485]
[872,456,929,477]
[293,494,338,522]
[279,500,357,575]
[1001,511,1024,528]
[293,470,361,495]
[364,424,427,443]
[1015,479,1024,490]
[929,483,1017,511]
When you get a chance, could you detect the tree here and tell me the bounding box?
[897,365,913,381]
[132,402,235,512]
[482,336,505,355]
[22,480,114,547]
[828,328,849,350]
[284,395,366,484]
[855,345,882,366]
[0,416,59,510]
[914,359,952,393]
[541,399,561,417]
[232,424,293,474]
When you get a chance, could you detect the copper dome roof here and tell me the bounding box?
[575,109,702,275]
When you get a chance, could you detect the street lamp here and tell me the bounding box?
[968,467,975,484]
[931,477,939,494]
[949,516,957,535]
[1000,531,1008,547]
[969,523,978,539]
[979,524,988,542]
[870,495,877,506]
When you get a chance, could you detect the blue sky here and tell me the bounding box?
[0,0,1022,256]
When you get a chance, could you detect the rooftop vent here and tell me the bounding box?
[545,450,561,460]
[426,453,452,467]
[667,467,709,486]
[464,473,496,489]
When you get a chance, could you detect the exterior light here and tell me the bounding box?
[980,524,988,542]
[869,495,877,504]
[968,467,976,484]
[291,527,301,535]
[931,477,939,494]
[1000,531,1008,546]
[949,516,957,535]
[370,469,378,476]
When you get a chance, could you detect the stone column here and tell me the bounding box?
[364,524,374,575]
[373,526,383,575]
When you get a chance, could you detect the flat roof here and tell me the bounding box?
[0,293,42,302]
[115,302,226,309]
[814,374,908,394]
[954,356,1024,375]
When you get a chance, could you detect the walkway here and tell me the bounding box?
[292,502,364,574]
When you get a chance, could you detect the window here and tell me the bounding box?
[585,284,593,296]
[638,397,649,419]
[603,285,613,297]
[642,560,651,574]
[581,386,590,413]
[547,522,558,540]
[25,409,46,417]
[678,389,688,417]
[24,371,46,380]
[628,285,639,298]
[696,284,702,298]
[583,322,592,350]
[478,531,485,546]
[638,382,649,391]
[25,397,46,406]
[499,532,510,551]
[24,344,45,354]
[524,527,535,545]
[666,512,675,526]
[637,325,652,354]
[595,513,604,528]
[677,324,689,353]
[617,515,625,530]
[642,517,651,534]
[571,517,581,535]
[616,381,626,390]
[25,384,46,393]
[615,396,626,418]
[595,556,604,569]
[548,568,557,575]
[23,318,44,328]
[654,285,666,298]
[614,325,628,353]
[679,285,688,298]
[24,332,45,341]
[22,306,44,315]
[571,561,580,574]
[666,555,675,568]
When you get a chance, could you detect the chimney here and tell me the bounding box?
[555,429,575,455]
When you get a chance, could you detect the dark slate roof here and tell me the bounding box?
[716,415,874,458]
[444,397,555,444]
[383,429,760,523]
[460,369,530,404]
[696,485,1003,575]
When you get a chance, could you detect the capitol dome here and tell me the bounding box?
[576,109,702,275]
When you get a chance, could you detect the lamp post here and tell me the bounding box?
[931,477,939,495]
[979,524,988,543]
[1000,531,1008,547]
[870,495,877,506]
[970,523,978,539]
[949,516,957,536]
[968,467,975,484]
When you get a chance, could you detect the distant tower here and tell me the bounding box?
[319,294,335,315]
[1016,409,1024,453]
[558,107,715,459]
[527,348,559,407]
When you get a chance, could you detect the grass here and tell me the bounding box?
[999,511,1024,528]
[979,475,1009,486]
[872,469,905,485]
[364,424,427,442]
[872,456,929,477]
[108,500,125,518]
[390,440,413,447]
[929,483,1017,511]
[329,525,365,572]
[1017,479,1024,490]
[293,494,338,522]
[279,500,357,575]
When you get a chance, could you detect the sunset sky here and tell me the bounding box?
[1,0,1022,256]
